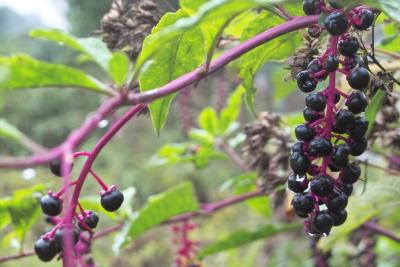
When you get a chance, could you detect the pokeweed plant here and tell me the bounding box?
[0,0,399,266]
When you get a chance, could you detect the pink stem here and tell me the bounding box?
[89,170,109,190]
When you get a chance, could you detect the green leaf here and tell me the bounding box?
[319,174,400,251]
[139,10,205,134]
[219,172,258,192]
[198,223,301,258]
[219,86,245,134]
[30,29,113,73]
[119,182,199,246]
[0,199,11,229]
[379,0,400,22]
[365,90,386,134]
[239,11,301,111]
[188,128,215,146]
[198,107,220,135]
[109,52,130,87]
[271,67,297,102]
[0,55,111,94]
[6,185,45,242]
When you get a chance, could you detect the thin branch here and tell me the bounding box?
[0,251,35,263]
[217,139,251,172]
[363,222,400,243]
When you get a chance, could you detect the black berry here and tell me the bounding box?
[308,137,333,157]
[310,175,334,197]
[353,9,375,31]
[324,11,349,36]
[34,238,58,262]
[288,173,309,193]
[295,124,316,141]
[78,211,99,230]
[338,183,353,196]
[326,193,348,212]
[306,92,327,112]
[291,193,314,214]
[55,227,80,252]
[325,55,339,72]
[347,67,370,90]
[40,194,63,216]
[341,162,361,184]
[297,71,318,93]
[289,152,311,174]
[292,142,304,154]
[308,59,327,80]
[332,209,347,226]
[303,0,323,15]
[303,107,324,123]
[346,91,368,114]
[101,188,124,212]
[335,109,355,130]
[313,211,334,234]
[331,144,351,167]
[348,117,368,140]
[49,159,73,177]
[328,0,343,9]
[338,37,360,57]
[349,138,367,156]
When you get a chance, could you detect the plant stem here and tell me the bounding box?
[0,251,35,263]
[363,222,400,243]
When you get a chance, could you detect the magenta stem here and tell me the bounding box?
[89,170,109,190]
[73,151,91,158]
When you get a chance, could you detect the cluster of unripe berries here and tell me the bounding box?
[34,159,124,262]
[288,1,375,236]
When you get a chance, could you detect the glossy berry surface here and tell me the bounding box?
[328,0,342,9]
[296,71,317,93]
[347,67,370,90]
[101,188,124,212]
[49,159,72,177]
[341,162,361,184]
[335,109,355,130]
[349,138,367,156]
[78,211,99,230]
[331,144,351,167]
[310,175,334,197]
[338,183,353,196]
[313,211,334,234]
[302,0,323,15]
[291,142,304,154]
[324,11,349,36]
[288,173,308,193]
[332,209,347,226]
[303,108,323,123]
[353,9,375,30]
[308,137,332,157]
[289,152,311,174]
[326,193,348,212]
[338,37,359,57]
[295,124,315,141]
[348,117,368,139]
[346,91,368,114]
[306,92,327,112]
[55,227,80,252]
[34,238,58,262]
[40,195,62,216]
[291,193,314,214]
[325,55,339,72]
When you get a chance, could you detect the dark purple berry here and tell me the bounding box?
[288,173,309,193]
[328,0,343,9]
[338,37,360,57]
[331,209,347,226]
[348,117,368,140]
[289,152,311,174]
[341,162,361,184]
[347,67,370,90]
[307,59,327,80]
[55,227,80,252]
[338,183,353,196]
[40,195,62,216]
[295,124,316,141]
[49,159,73,177]
[34,238,58,262]
[334,93,341,103]
[349,138,367,156]
[302,0,324,15]
[308,137,333,157]
[346,91,368,114]
[329,163,340,172]
[291,193,314,214]
[326,193,348,212]
[306,92,327,112]
[325,55,339,72]
[335,109,355,130]
[303,107,324,123]
[324,11,349,36]
[353,9,375,31]
[295,210,309,218]
[310,175,334,197]
[78,211,99,230]
[296,71,318,93]
[101,188,124,212]
[292,142,304,154]
[331,144,351,167]
[313,211,334,234]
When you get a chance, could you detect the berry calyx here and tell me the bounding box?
[34,238,58,262]
[310,175,334,197]
[347,67,370,90]
[100,187,124,212]
[324,11,349,36]
[40,194,63,216]
[306,92,327,112]
[288,173,309,193]
[297,71,318,93]
[295,124,316,141]
[346,91,368,114]
[78,211,99,230]
[338,36,360,57]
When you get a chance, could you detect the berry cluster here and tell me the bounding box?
[289,1,375,236]
[34,157,124,262]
